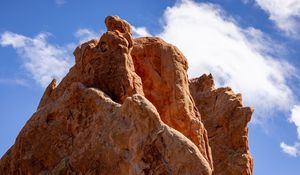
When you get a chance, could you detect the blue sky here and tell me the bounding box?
[1,0,300,174]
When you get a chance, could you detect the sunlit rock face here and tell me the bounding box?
[189,74,253,175]
[0,16,252,175]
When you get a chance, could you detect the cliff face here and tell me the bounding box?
[189,74,253,175]
[0,16,252,175]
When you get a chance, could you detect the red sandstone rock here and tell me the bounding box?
[189,74,253,175]
[0,16,253,175]
[132,37,213,168]
[0,16,213,174]
[46,15,144,104]
[1,83,211,174]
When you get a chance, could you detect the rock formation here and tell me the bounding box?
[0,16,252,175]
[131,37,213,168]
[189,74,253,175]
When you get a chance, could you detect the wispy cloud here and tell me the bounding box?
[280,142,300,157]
[158,0,296,121]
[290,105,300,140]
[281,105,300,157]
[255,0,300,37]
[74,26,150,42]
[0,28,102,88]
[74,28,99,44]
[0,31,72,87]
[131,26,152,38]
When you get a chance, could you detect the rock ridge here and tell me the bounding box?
[0,16,252,175]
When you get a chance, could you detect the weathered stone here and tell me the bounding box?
[44,15,144,104]
[132,37,213,168]
[0,16,253,175]
[0,82,211,175]
[189,74,253,175]
[37,79,56,109]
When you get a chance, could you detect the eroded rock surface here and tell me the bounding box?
[0,16,253,175]
[48,15,144,105]
[132,37,213,168]
[1,83,211,175]
[189,74,253,175]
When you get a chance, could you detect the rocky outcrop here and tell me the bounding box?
[189,74,253,175]
[131,37,213,168]
[0,16,252,175]
[1,83,211,175]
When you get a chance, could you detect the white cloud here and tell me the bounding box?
[280,142,300,157]
[290,105,300,139]
[255,0,300,37]
[131,26,151,38]
[281,105,300,157]
[242,27,286,55]
[74,26,150,42]
[158,0,295,121]
[0,31,72,87]
[74,28,99,44]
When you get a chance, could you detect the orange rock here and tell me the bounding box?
[0,16,213,174]
[132,37,213,169]
[45,15,144,104]
[0,82,212,174]
[105,15,133,34]
[189,74,253,175]
[0,16,253,175]
[37,79,56,109]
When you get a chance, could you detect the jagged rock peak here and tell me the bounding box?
[0,16,253,175]
[105,15,133,34]
[190,74,253,175]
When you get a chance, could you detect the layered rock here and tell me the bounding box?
[0,16,253,175]
[189,74,253,175]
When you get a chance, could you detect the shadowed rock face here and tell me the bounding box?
[189,74,253,175]
[0,16,252,175]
